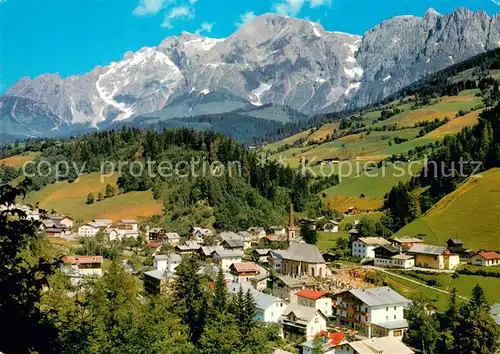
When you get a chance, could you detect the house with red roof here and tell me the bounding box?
[300,331,345,354]
[296,289,333,317]
[471,251,500,267]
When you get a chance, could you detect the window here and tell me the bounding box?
[394,315,396,319]
[394,306,396,310]
[386,316,388,320]
[386,307,388,311]
[394,330,402,337]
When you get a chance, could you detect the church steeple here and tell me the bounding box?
[288,203,296,242]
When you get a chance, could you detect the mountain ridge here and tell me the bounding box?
[2,7,500,141]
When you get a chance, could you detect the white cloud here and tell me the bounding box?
[310,0,331,8]
[235,11,257,28]
[161,5,195,28]
[133,0,165,16]
[492,0,500,6]
[196,22,214,34]
[274,0,304,16]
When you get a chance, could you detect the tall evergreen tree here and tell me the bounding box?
[211,268,228,315]
[242,289,256,334]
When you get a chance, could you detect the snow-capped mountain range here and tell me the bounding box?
[1,7,500,140]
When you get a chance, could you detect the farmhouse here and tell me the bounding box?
[373,245,400,267]
[116,219,138,231]
[407,245,460,270]
[280,243,330,278]
[280,304,328,341]
[352,237,391,259]
[50,215,74,230]
[45,227,65,237]
[335,287,411,340]
[296,289,333,317]
[471,251,500,267]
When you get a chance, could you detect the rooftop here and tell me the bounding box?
[475,251,500,260]
[282,304,323,324]
[349,337,414,354]
[281,243,325,263]
[214,249,243,258]
[231,262,259,273]
[253,249,271,256]
[391,254,414,260]
[296,289,327,300]
[348,287,411,307]
[119,219,137,224]
[392,237,424,244]
[64,256,103,265]
[407,244,447,256]
[357,237,391,246]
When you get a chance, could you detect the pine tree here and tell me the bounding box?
[86,192,94,204]
[211,268,228,315]
[242,289,256,334]
[105,184,116,198]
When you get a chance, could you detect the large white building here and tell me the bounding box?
[280,304,328,341]
[335,287,411,340]
[213,249,243,271]
[352,237,391,258]
[78,219,112,237]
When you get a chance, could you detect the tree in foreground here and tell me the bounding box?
[406,293,440,354]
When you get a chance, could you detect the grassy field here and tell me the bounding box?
[262,129,312,152]
[324,195,383,212]
[396,168,500,250]
[24,173,163,222]
[425,109,482,139]
[0,153,38,168]
[316,231,349,251]
[322,161,425,200]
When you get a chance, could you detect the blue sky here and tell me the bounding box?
[1,0,499,92]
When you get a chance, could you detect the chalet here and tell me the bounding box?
[230,262,260,283]
[471,252,500,267]
[63,256,103,277]
[407,245,460,270]
[300,331,345,354]
[248,226,266,240]
[335,287,411,340]
[272,274,317,303]
[175,241,200,254]
[213,249,243,271]
[163,232,181,246]
[322,220,339,233]
[220,238,244,250]
[447,238,464,248]
[391,237,424,250]
[352,237,391,259]
[280,243,330,278]
[335,337,414,354]
[252,249,271,264]
[269,225,286,237]
[280,304,328,341]
[148,228,166,241]
[154,253,182,274]
[296,290,333,317]
[373,245,400,267]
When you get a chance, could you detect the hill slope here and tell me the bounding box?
[395,168,500,250]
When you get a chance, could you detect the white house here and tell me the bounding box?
[391,254,415,269]
[352,237,391,258]
[213,249,243,271]
[154,253,182,274]
[117,219,138,231]
[163,232,181,246]
[296,290,333,317]
[78,221,109,237]
[471,252,500,267]
[253,290,288,323]
[281,304,328,341]
[335,287,411,340]
[192,227,213,244]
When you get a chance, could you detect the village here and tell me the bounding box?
[10,203,500,354]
